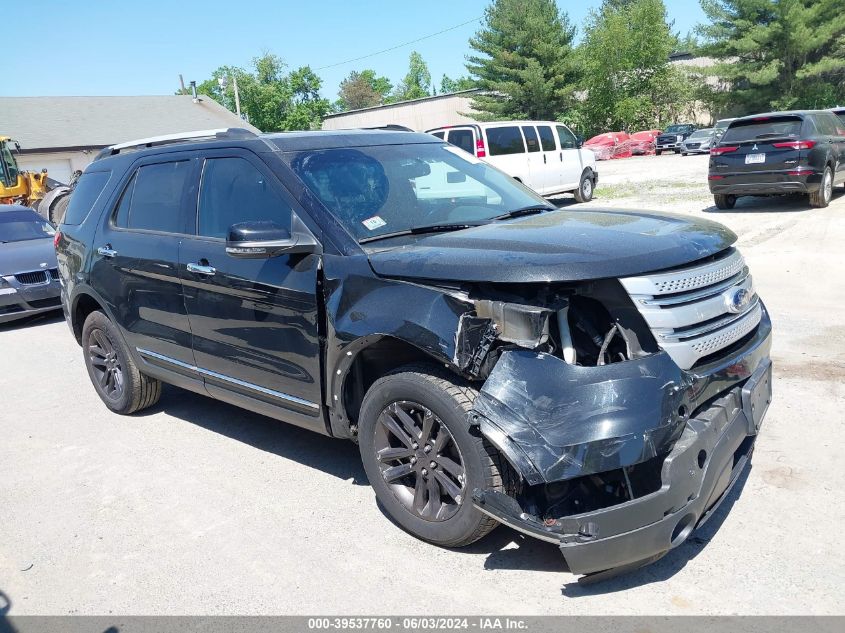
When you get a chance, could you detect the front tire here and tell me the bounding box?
[655,149,662,156]
[573,170,594,203]
[82,311,161,414]
[358,364,516,547]
[714,194,737,210]
[809,166,833,208]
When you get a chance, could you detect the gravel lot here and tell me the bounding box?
[1,153,843,615]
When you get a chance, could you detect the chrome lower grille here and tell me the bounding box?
[620,248,762,369]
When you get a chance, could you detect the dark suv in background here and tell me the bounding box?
[55,127,772,582]
[709,110,845,209]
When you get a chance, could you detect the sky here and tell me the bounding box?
[5,0,707,101]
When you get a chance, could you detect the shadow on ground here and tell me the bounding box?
[144,384,368,485]
[0,311,64,332]
[703,190,844,214]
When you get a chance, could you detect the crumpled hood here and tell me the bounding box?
[367,208,736,283]
[0,238,57,276]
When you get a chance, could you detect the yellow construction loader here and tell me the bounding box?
[1,136,73,224]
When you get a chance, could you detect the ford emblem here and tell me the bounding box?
[725,288,751,313]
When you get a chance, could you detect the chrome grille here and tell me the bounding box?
[14,270,49,285]
[620,248,762,369]
[49,268,59,280]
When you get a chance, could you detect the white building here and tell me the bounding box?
[322,89,481,132]
[1,95,260,184]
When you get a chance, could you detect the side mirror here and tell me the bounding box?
[575,135,584,148]
[446,171,466,183]
[225,219,319,259]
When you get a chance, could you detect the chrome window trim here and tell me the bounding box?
[136,347,320,411]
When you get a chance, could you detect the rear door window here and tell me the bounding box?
[120,161,194,234]
[197,157,291,239]
[430,131,445,139]
[556,125,578,149]
[62,171,111,225]
[447,129,475,155]
[721,117,804,143]
[486,126,526,156]
[537,125,557,151]
[521,126,540,152]
[812,113,840,136]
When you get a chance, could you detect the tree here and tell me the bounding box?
[698,0,845,112]
[390,51,433,102]
[579,0,692,132]
[466,0,579,120]
[335,69,393,111]
[197,53,331,132]
[439,74,476,94]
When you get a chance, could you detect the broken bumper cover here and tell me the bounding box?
[473,359,772,575]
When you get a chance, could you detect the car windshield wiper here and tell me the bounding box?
[359,223,482,244]
[491,204,555,221]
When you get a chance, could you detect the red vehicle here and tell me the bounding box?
[584,131,632,160]
[629,129,662,155]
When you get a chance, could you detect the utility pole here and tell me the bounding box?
[179,74,186,94]
[233,74,242,119]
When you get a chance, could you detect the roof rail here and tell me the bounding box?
[97,128,259,159]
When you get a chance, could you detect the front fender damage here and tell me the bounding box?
[470,349,692,485]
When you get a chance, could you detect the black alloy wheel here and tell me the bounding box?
[373,401,466,522]
[87,327,125,400]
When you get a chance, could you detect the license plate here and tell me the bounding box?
[745,153,765,164]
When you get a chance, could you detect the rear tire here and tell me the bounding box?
[50,194,71,226]
[358,364,518,547]
[714,194,737,210]
[82,311,161,414]
[655,150,662,156]
[809,166,833,208]
[573,170,594,203]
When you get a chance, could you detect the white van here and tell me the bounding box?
[426,121,598,201]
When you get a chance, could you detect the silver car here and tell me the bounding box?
[680,128,716,155]
[0,205,62,324]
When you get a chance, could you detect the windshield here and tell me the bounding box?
[0,209,55,243]
[282,143,549,242]
[721,117,803,143]
[1,142,20,188]
[689,129,713,139]
[665,125,690,134]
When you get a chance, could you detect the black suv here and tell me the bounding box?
[709,110,845,209]
[56,128,773,581]
[655,124,697,154]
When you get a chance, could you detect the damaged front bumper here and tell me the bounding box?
[470,310,773,578]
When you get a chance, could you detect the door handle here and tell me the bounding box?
[187,262,216,276]
[560,152,563,162]
[97,245,117,258]
[543,154,547,164]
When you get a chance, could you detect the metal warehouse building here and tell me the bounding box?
[322,89,481,132]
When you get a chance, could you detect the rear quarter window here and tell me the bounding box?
[721,117,803,143]
[61,171,111,226]
[486,126,525,156]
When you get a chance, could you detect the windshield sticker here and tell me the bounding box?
[442,145,482,164]
[362,215,387,231]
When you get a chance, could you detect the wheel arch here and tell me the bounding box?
[330,334,463,438]
[70,290,108,344]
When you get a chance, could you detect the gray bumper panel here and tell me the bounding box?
[473,359,772,576]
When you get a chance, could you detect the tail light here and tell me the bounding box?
[772,140,816,150]
[475,138,487,158]
[708,175,725,180]
[787,166,814,176]
[710,146,739,156]
[53,230,62,249]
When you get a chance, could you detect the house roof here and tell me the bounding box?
[0,95,261,152]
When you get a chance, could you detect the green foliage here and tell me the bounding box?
[335,69,393,112]
[466,0,579,120]
[439,74,476,94]
[196,53,331,132]
[698,0,845,112]
[579,0,694,133]
[389,51,433,102]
